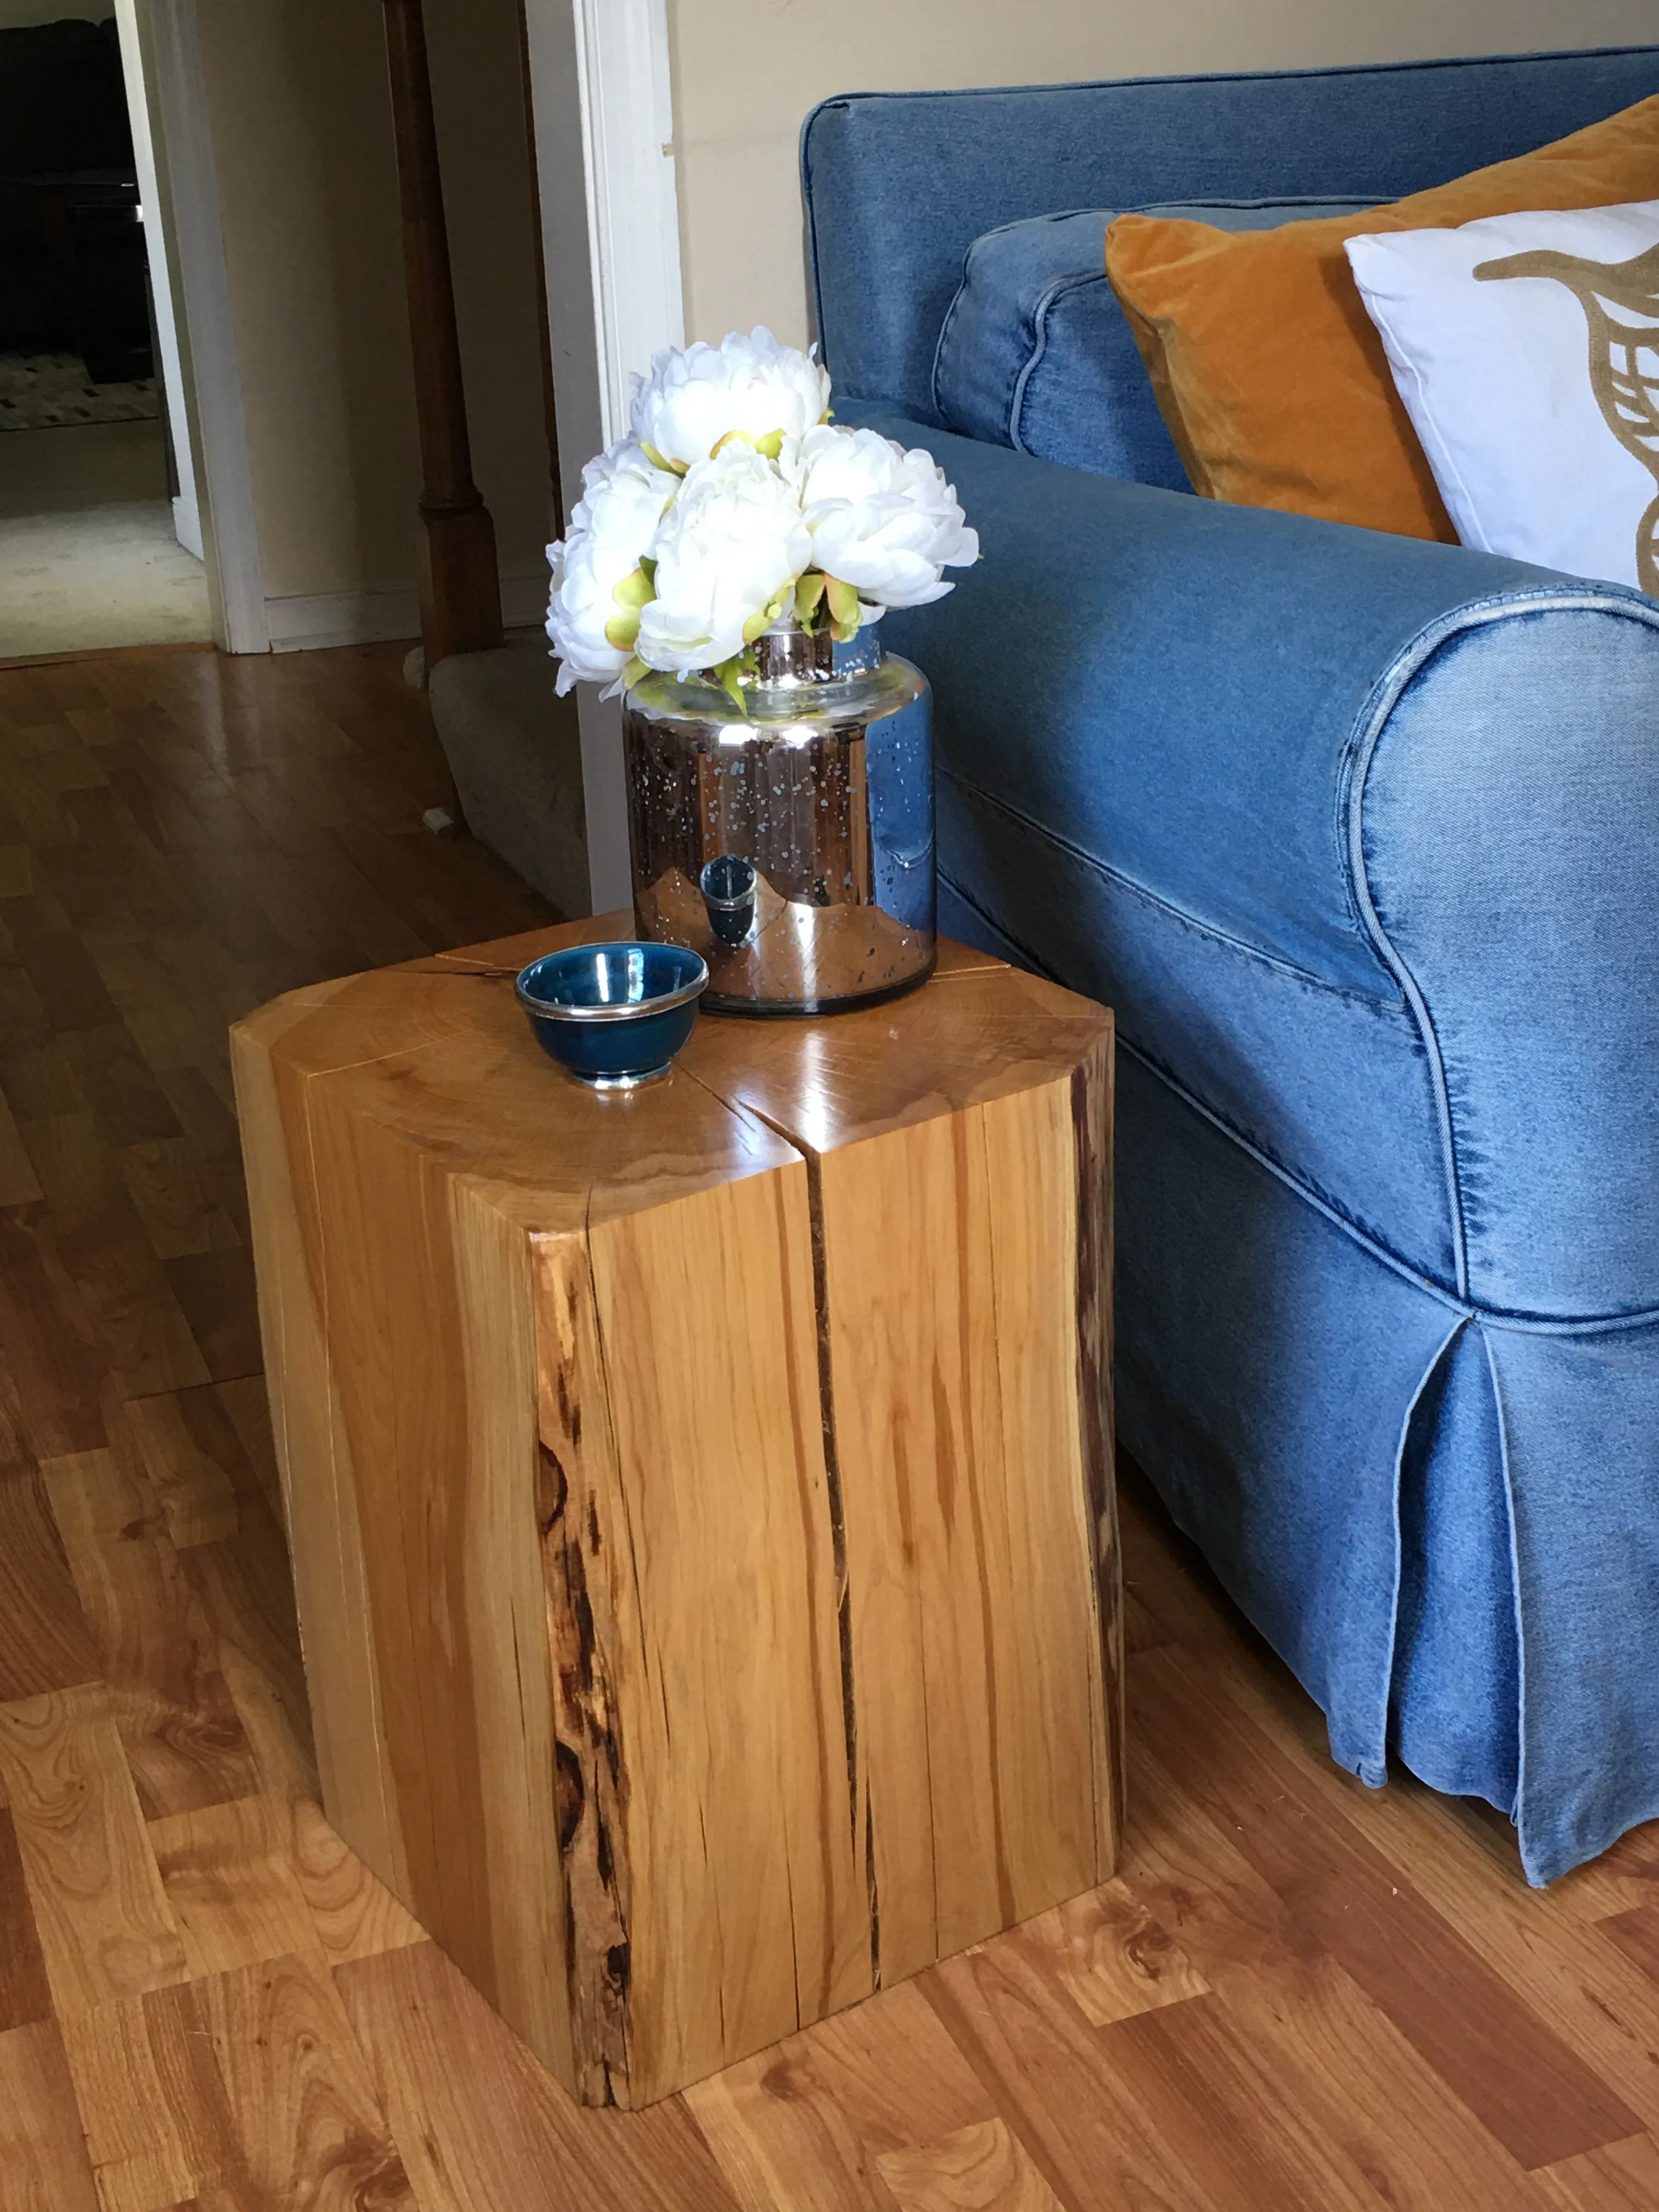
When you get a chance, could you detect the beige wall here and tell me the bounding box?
[666,0,1659,348]
[189,0,549,617]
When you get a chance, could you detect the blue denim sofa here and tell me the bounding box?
[803,46,1659,1884]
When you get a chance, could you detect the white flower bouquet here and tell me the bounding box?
[546,328,979,707]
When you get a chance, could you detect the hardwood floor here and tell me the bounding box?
[2,642,1658,2209]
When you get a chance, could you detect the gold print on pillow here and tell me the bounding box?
[1475,244,1659,594]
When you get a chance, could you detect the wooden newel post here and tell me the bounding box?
[380,0,503,670]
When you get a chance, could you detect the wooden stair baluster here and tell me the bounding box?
[380,0,504,671]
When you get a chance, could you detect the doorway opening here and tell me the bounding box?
[0,5,211,661]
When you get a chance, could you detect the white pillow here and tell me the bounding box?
[1345,200,1659,595]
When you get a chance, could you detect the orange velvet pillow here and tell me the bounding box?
[1105,95,1659,540]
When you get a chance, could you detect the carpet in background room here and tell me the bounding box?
[0,416,210,658]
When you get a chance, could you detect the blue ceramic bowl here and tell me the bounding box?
[515,941,709,1090]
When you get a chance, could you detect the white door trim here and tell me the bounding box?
[522,0,685,911]
[569,0,685,449]
[138,0,269,653]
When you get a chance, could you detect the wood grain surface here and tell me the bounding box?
[235,896,1119,2106]
[3,642,1659,2202]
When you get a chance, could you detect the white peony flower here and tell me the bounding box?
[786,425,979,610]
[545,438,678,694]
[630,326,832,474]
[634,441,813,677]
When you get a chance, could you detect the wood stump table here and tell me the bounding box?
[232,917,1121,2108]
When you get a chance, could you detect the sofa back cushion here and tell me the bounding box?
[1104,92,1659,540]
[932,200,1379,488]
[803,48,1659,425]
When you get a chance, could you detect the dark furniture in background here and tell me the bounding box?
[0,18,152,381]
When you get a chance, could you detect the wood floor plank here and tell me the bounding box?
[123,1394,242,1551]
[1119,1746,1559,2211]
[194,1951,414,2209]
[0,1685,189,2013]
[1179,1630,1659,2143]
[213,1636,422,1967]
[41,1446,257,1819]
[208,1379,281,1522]
[148,1797,320,1980]
[61,1026,185,1149]
[117,1139,242,1263]
[12,1116,211,1401]
[684,1980,995,2212]
[0,1464,100,1700]
[161,1250,262,1386]
[877,2118,1065,2212]
[923,1932,1236,2212]
[286,1797,426,1968]
[0,2017,102,2212]
[1536,2136,1659,2211]
[1131,1648,1643,2169]
[0,1805,54,2032]
[0,1086,43,1206]
[337,1941,743,2212]
[9,929,122,1035]
[58,1983,242,2212]
[0,1211,110,1458]
[178,1462,312,1765]
[1015,1878,1209,2029]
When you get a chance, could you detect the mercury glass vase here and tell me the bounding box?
[622,623,935,1015]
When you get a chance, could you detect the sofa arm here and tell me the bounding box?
[855,409,1659,1319]
[851,408,1641,999]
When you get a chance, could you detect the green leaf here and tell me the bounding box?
[794,570,827,625]
[603,608,642,650]
[710,427,787,462]
[611,566,655,611]
[741,608,772,645]
[622,655,648,690]
[713,656,749,714]
[825,574,861,640]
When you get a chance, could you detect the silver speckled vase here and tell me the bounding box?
[622,623,935,1015]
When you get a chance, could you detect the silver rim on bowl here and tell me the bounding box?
[514,945,710,1022]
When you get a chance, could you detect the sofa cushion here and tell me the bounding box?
[932,200,1379,487]
[1104,92,1659,539]
[1345,198,1659,596]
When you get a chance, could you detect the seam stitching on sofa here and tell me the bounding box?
[940,764,1400,1009]
[1011,272,1112,454]
[1380,1314,1471,1785]
[1342,587,1659,1309]
[1479,1328,1528,1842]
[1114,1031,1659,1338]
[946,859,1659,1335]
[797,48,1656,120]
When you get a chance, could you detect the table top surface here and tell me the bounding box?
[235,912,1114,1234]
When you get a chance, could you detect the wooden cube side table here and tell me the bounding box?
[232,919,1120,2109]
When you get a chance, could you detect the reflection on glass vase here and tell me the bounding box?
[622,622,935,1015]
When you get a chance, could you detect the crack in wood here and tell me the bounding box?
[796,1137,877,1987]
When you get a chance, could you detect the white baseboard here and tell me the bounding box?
[266,587,420,654]
[266,571,549,655]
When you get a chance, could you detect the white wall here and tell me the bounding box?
[665,0,1659,347]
